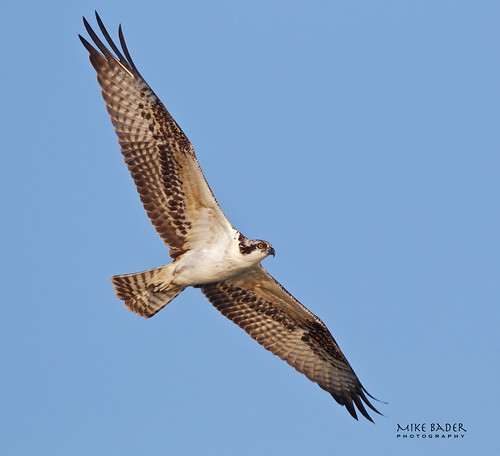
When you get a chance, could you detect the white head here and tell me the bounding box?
[238,234,275,262]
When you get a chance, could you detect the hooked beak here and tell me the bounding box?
[268,247,276,257]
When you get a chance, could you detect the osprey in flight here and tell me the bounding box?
[80,12,382,422]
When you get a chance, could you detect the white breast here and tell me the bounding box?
[171,231,264,286]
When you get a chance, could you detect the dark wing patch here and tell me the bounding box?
[201,265,382,422]
[80,13,230,258]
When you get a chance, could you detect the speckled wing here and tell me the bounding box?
[80,13,233,259]
[201,265,381,422]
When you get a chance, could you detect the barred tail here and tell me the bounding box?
[111,266,184,318]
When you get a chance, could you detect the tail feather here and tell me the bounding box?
[111,266,184,318]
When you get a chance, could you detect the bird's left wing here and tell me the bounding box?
[201,265,381,421]
[79,13,233,259]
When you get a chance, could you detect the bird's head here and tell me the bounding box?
[238,234,275,260]
[253,240,276,258]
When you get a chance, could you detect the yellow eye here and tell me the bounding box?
[257,243,265,249]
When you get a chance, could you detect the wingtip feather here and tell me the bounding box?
[343,398,358,421]
[353,394,374,423]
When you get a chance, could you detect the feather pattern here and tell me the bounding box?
[80,13,382,422]
[112,266,184,317]
[79,13,233,259]
[202,265,381,421]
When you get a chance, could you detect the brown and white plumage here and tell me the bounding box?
[80,13,232,260]
[202,265,381,421]
[80,12,382,422]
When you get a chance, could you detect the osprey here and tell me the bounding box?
[80,12,382,422]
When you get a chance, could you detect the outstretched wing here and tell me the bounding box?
[201,265,382,422]
[80,13,233,259]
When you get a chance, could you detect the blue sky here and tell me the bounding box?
[1,1,499,454]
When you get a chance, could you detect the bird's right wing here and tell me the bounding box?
[80,13,234,259]
[201,264,382,422]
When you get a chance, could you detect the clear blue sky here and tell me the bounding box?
[1,1,498,455]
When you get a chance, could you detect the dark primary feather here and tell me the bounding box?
[202,265,382,422]
[80,12,226,259]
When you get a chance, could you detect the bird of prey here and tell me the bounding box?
[80,12,382,422]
